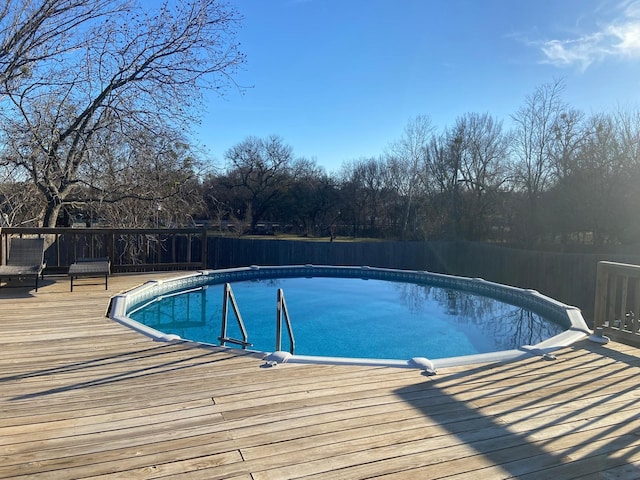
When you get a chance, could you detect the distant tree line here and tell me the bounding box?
[201,79,640,249]
[4,75,640,249]
[0,3,638,249]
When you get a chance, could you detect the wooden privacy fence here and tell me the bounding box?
[205,238,640,323]
[593,261,640,346]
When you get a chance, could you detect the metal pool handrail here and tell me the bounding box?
[276,288,296,354]
[219,283,252,348]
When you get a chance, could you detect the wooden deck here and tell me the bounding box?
[2,274,640,479]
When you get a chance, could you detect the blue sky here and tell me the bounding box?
[198,0,640,172]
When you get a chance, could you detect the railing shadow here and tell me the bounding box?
[5,342,263,401]
[393,341,640,478]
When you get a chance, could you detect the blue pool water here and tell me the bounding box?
[129,276,565,361]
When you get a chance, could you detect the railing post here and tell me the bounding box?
[621,275,629,327]
[594,261,609,329]
[55,233,61,267]
[201,228,208,269]
[108,233,115,269]
[186,233,192,266]
[156,231,161,265]
[635,281,640,327]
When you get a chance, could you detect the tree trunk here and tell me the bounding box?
[42,201,63,228]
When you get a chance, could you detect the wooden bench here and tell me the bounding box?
[68,258,111,292]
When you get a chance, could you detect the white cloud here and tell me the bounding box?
[622,0,640,18]
[539,0,640,70]
[607,21,640,56]
[541,34,609,70]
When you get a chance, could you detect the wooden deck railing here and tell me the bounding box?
[0,227,207,273]
[593,261,640,345]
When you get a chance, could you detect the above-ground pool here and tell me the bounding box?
[108,265,591,370]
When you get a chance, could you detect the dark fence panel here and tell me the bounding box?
[206,237,640,323]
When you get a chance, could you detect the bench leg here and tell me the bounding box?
[69,274,108,291]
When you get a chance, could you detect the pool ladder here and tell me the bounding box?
[218,283,252,348]
[218,283,296,354]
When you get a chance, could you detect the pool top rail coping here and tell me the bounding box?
[108,264,592,371]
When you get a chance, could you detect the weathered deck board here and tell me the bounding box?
[1,273,640,479]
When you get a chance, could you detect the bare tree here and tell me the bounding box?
[453,112,511,240]
[280,158,339,237]
[0,172,41,226]
[417,130,462,239]
[511,79,566,244]
[336,158,389,238]
[222,135,295,233]
[538,108,589,244]
[548,108,588,181]
[386,115,434,239]
[570,112,633,246]
[83,126,207,227]
[0,0,124,96]
[0,0,244,227]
